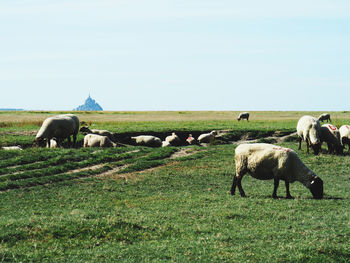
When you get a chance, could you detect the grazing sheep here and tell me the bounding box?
[165,132,180,146]
[2,145,23,150]
[231,143,323,199]
[320,124,343,155]
[197,130,217,144]
[186,134,196,145]
[339,125,350,151]
[318,113,331,123]
[296,115,321,155]
[35,114,79,147]
[237,112,249,121]
[162,141,171,147]
[80,126,115,141]
[83,134,116,147]
[131,135,162,147]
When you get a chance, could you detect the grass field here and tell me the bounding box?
[0,111,349,262]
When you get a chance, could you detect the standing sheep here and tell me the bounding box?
[35,114,79,147]
[320,124,343,155]
[83,134,117,147]
[318,113,331,123]
[339,125,350,151]
[165,132,181,146]
[80,126,115,141]
[237,112,249,121]
[296,115,321,155]
[131,135,162,147]
[197,130,217,144]
[231,143,323,199]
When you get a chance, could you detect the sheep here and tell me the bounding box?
[318,113,331,123]
[320,124,343,155]
[80,126,115,141]
[83,134,117,147]
[339,125,350,151]
[237,112,249,121]
[131,135,162,147]
[230,143,323,199]
[46,138,59,148]
[162,141,171,147]
[186,134,196,145]
[165,132,180,146]
[296,115,321,155]
[197,130,217,144]
[35,114,79,147]
[2,145,23,150]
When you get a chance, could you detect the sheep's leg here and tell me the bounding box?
[285,181,293,199]
[298,137,302,150]
[230,174,237,195]
[306,141,310,154]
[231,173,246,197]
[73,133,77,148]
[67,136,71,147]
[272,178,279,199]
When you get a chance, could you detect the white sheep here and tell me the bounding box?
[165,132,180,146]
[186,134,196,145]
[35,114,79,147]
[320,124,343,155]
[131,135,162,147]
[296,115,321,155]
[2,145,23,150]
[237,112,249,121]
[83,134,117,147]
[318,113,331,123]
[231,143,323,199]
[197,130,217,144]
[339,125,350,151]
[162,141,171,147]
[80,126,115,141]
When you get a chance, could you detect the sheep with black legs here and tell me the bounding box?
[237,112,249,121]
[230,143,323,199]
[339,125,350,151]
[318,113,331,123]
[320,124,343,155]
[297,115,321,155]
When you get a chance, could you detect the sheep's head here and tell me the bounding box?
[309,176,323,199]
[311,143,321,155]
[79,126,91,134]
[33,137,46,147]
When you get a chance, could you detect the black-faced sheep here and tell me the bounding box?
[131,135,162,147]
[165,132,180,146]
[320,124,343,155]
[197,131,217,144]
[231,143,323,199]
[80,126,115,141]
[83,134,117,147]
[318,113,331,123]
[296,115,321,155]
[237,112,249,121]
[35,114,79,147]
[339,125,350,151]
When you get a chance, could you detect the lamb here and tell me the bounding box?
[339,125,350,151]
[186,134,196,145]
[237,112,249,121]
[320,124,343,155]
[131,135,162,147]
[35,114,80,147]
[230,143,323,199]
[165,132,180,146]
[162,141,171,147]
[83,134,117,147]
[80,126,115,141]
[197,130,217,144]
[318,113,331,123]
[2,145,23,150]
[296,115,321,155]
[46,138,59,148]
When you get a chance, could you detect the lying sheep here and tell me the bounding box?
[237,112,249,121]
[35,114,79,147]
[197,130,217,144]
[83,134,117,147]
[162,141,171,147]
[165,132,181,146]
[320,124,343,155]
[131,135,162,147]
[186,134,196,145]
[296,115,321,155]
[318,113,331,123]
[2,145,23,150]
[80,126,115,141]
[231,143,323,199]
[339,125,350,151]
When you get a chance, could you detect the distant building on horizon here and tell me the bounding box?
[73,95,103,111]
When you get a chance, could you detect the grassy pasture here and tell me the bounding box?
[0,111,349,262]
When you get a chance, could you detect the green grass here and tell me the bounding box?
[0,111,349,262]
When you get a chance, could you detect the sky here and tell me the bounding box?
[0,0,349,111]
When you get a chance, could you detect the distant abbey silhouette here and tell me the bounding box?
[73,94,103,111]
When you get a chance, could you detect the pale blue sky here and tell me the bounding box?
[0,0,349,111]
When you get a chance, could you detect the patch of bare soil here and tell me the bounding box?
[235,132,297,145]
[170,148,200,159]
[67,163,106,174]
